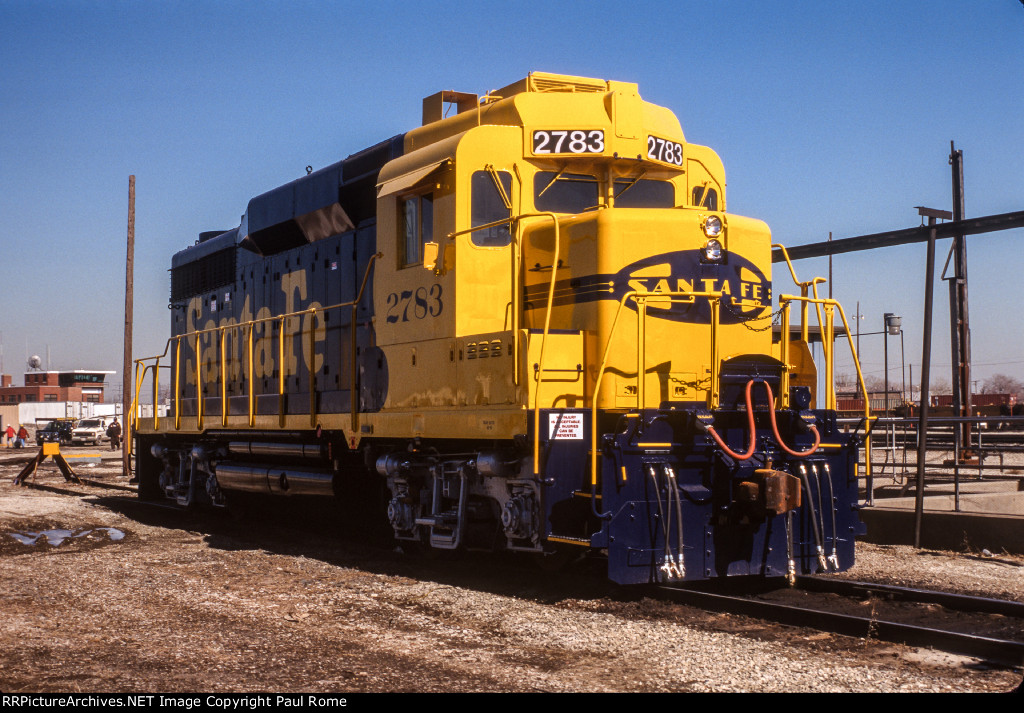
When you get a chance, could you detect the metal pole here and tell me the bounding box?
[856,301,861,398]
[950,142,972,454]
[953,422,961,512]
[828,232,833,300]
[900,330,906,406]
[123,175,135,480]
[884,317,889,414]
[915,208,950,548]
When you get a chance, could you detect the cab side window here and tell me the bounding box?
[692,186,718,211]
[401,193,433,266]
[471,171,512,247]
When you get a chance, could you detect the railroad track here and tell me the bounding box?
[657,577,1024,669]
[8,463,1024,670]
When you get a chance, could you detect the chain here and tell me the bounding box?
[721,297,784,332]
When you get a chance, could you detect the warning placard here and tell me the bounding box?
[548,412,584,440]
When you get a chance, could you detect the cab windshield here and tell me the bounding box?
[534,169,675,213]
[534,171,599,214]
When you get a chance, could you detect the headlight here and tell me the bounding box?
[702,214,723,238]
[702,238,723,262]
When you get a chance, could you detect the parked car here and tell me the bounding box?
[71,418,111,446]
[35,419,76,446]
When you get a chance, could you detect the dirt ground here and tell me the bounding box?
[0,448,1021,693]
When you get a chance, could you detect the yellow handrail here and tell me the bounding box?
[127,361,149,457]
[127,359,167,455]
[525,213,562,476]
[220,326,228,427]
[779,302,791,407]
[778,293,874,478]
[277,314,286,428]
[174,337,182,430]
[247,323,255,427]
[589,289,723,489]
[135,253,382,434]
[772,243,825,343]
[195,331,203,430]
[446,210,568,475]
[309,306,317,428]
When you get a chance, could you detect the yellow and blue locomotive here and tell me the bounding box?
[134,72,868,585]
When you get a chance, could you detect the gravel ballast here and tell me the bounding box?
[0,453,1021,693]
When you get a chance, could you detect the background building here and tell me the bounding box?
[0,370,115,438]
[0,370,114,404]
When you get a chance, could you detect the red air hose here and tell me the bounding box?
[704,380,758,460]
[705,380,820,459]
[760,381,821,457]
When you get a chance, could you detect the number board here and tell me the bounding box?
[532,129,605,155]
[646,135,683,166]
[385,284,443,324]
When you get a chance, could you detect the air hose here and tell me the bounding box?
[704,380,821,459]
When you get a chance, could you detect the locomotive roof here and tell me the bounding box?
[174,72,688,268]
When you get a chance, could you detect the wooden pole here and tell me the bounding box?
[915,218,938,548]
[123,175,135,479]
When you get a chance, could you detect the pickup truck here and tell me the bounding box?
[71,418,111,446]
[35,419,76,445]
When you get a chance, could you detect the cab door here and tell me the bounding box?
[375,158,457,415]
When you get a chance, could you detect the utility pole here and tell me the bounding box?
[123,176,135,479]
[915,206,952,549]
[947,142,972,456]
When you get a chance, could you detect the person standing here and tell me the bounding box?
[16,424,28,448]
[107,419,122,451]
[4,424,13,447]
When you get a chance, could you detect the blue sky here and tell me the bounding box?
[1,0,1022,396]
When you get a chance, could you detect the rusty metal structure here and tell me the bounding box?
[772,145,1024,547]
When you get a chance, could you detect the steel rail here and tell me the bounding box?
[656,585,1024,669]
[796,575,1024,619]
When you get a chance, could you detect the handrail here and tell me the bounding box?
[174,336,182,430]
[195,331,203,430]
[446,210,568,476]
[778,293,875,478]
[349,252,383,437]
[524,213,561,476]
[127,361,150,458]
[128,360,169,451]
[589,289,723,491]
[219,326,227,427]
[777,294,868,410]
[135,253,382,433]
[773,243,825,343]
